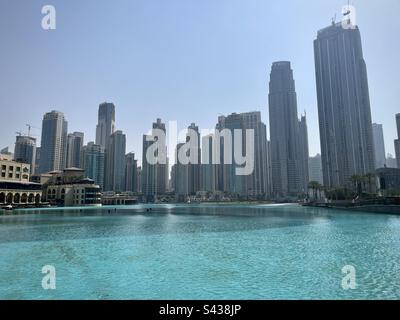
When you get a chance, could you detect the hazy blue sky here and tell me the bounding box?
[1,0,399,164]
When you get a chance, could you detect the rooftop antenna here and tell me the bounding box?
[331,13,337,25]
[343,0,351,16]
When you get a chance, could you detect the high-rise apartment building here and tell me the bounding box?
[187,123,201,195]
[395,114,400,169]
[39,110,68,173]
[81,142,105,189]
[14,135,37,174]
[174,143,189,197]
[216,112,270,198]
[66,132,84,168]
[105,130,126,192]
[314,22,375,188]
[200,134,217,193]
[95,102,116,149]
[141,119,168,200]
[372,123,386,169]
[125,152,138,193]
[308,154,323,185]
[269,61,304,198]
[298,115,310,193]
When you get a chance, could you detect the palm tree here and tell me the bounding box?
[308,181,322,201]
[364,172,376,195]
[350,175,363,195]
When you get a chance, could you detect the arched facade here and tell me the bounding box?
[0,191,42,205]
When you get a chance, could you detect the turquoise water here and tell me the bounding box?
[1,204,400,300]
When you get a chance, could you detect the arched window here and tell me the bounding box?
[13,193,20,204]
[21,193,28,203]
[6,193,13,204]
[0,193,5,204]
[28,194,35,203]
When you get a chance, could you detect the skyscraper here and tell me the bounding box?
[298,115,310,193]
[308,154,323,185]
[200,134,217,193]
[95,102,116,149]
[174,143,189,198]
[386,154,397,169]
[34,147,41,174]
[141,119,168,200]
[14,135,37,174]
[269,61,303,198]
[125,152,138,193]
[39,110,68,173]
[186,123,201,195]
[105,130,126,192]
[216,112,269,198]
[314,22,375,188]
[241,112,270,198]
[96,102,117,191]
[372,123,386,169]
[82,142,105,189]
[216,113,245,195]
[66,132,84,168]
[136,166,142,193]
[395,114,400,169]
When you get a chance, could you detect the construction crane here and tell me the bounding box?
[26,124,39,137]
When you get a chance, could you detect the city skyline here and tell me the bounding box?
[1,1,400,163]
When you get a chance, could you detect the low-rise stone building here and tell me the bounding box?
[43,168,102,207]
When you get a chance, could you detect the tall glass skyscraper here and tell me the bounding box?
[95,102,116,149]
[105,130,126,192]
[268,61,304,198]
[82,142,105,190]
[39,110,68,173]
[298,115,309,193]
[14,135,37,174]
[395,113,400,169]
[187,123,201,195]
[216,112,270,198]
[125,152,138,193]
[314,22,375,188]
[96,102,116,191]
[141,119,168,201]
[66,132,84,168]
[372,123,386,169]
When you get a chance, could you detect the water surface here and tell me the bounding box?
[1,204,399,299]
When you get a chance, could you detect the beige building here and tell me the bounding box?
[0,155,42,207]
[43,168,102,207]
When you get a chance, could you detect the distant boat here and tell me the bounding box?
[4,205,13,211]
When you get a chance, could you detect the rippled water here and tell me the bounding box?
[0,204,400,300]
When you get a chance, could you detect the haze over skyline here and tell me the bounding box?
[1,0,399,164]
